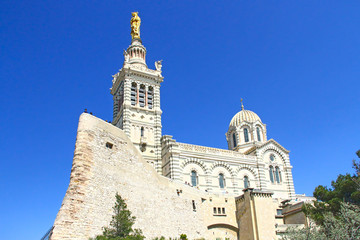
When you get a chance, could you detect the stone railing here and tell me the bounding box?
[178,142,257,160]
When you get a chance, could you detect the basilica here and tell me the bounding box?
[111,12,295,200]
[50,13,310,240]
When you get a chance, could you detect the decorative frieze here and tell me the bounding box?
[178,142,256,160]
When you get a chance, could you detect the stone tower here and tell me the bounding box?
[111,13,163,172]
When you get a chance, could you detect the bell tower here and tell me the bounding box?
[110,12,164,173]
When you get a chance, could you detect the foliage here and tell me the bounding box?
[90,193,145,240]
[305,159,360,225]
[179,234,187,240]
[353,159,360,189]
[151,234,191,240]
[282,221,325,240]
[283,159,360,239]
[283,202,360,240]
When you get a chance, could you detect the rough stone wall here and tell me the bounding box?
[236,195,255,240]
[284,212,307,225]
[283,202,307,225]
[51,113,239,240]
[236,190,277,240]
[252,195,277,239]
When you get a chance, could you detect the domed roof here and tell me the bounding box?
[229,103,262,127]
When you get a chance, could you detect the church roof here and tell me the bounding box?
[229,109,262,127]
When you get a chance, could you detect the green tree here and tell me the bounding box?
[283,159,360,239]
[283,202,360,240]
[90,193,145,240]
[179,234,187,240]
[304,159,360,225]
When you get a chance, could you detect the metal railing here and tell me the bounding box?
[40,226,54,240]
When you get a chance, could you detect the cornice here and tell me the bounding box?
[259,139,290,154]
[123,64,163,81]
[244,139,290,155]
[110,64,164,95]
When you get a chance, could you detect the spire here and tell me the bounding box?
[241,98,244,110]
[124,12,147,66]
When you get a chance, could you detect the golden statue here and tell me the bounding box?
[130,12,141,39]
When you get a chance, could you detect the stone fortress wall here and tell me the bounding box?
[51,113,246,240]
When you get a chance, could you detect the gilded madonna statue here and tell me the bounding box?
[130,12,141,39]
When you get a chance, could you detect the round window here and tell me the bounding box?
[270,154,275,161]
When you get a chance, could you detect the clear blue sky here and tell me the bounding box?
[1,1,360,239]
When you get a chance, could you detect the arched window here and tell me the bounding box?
[131,83,137,106]
[232,133,237,147]
[275,167,281,183]
[269,166,274,183]
[141,127,144,137]
[244,176,249,189]
[219,173,225,189]
[256,127,261,141]
[244,128,249,142]
[117,83,124,111]
[139,85,145,107]
[147,86,153,109]
[279,169,282,182]
[191,170,198,187]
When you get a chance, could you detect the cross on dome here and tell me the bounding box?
[229,100,262,127]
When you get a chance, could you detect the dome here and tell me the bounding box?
[229,109,261,127]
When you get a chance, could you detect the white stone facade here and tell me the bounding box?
[111,38,163,173]
[112,36,295,201]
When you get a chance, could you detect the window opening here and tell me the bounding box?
[257,127,261,141]
[244,176,249,189]
[244,128,249,142]
[269,166,274,183]
[106,142,113,149]
[139,85,145,107]
[219,173,225,189]
[192,200,196,212]
[131,83,137,106]
[147,86,153,109]
[141,127,144,137]
[275,167,281,183]
[213,207,216,214]
[118,83,124,111]
[222,208,226,214]
[232,133,237,147]
[191,170,198,186]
